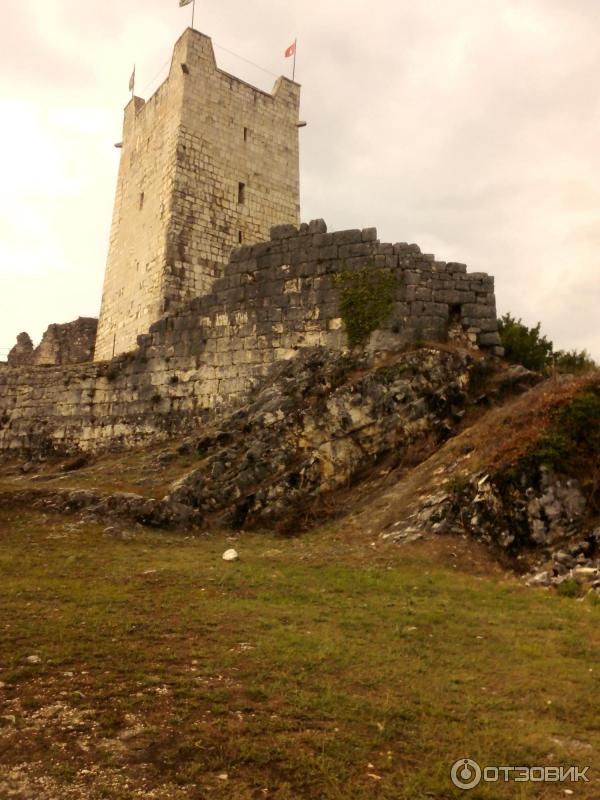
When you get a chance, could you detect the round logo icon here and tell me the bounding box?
[451,758,482,790]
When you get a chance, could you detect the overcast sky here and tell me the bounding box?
[1,0,599,359]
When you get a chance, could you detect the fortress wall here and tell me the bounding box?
[0,223,499,457]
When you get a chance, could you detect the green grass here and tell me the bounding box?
[0,507,598,799]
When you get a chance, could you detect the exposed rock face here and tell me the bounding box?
[33,318,98,366]
[7,333,34,367]
[167,346,477,529]
[0,488,202,529]
[398,466,588,551]
[0,345,487,531]
[526,527,600,595]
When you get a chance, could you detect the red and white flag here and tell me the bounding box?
[285,41,296,58]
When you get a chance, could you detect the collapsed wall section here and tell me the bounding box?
[6,319,98,368]
[0,222,500,457]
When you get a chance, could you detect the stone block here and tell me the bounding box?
[361,227,378,242]
[270,223,298,240]
[316,244,339,260]
[403,271,422,285]
[434,289,463,305]
[462,303,495,318]
[478,332,501,346]
[332,229,363,245]
[338,242,373,259]
[479,318,500,332]
[467,272,489,281]
[308,219,327,234]
[312,232,334,247]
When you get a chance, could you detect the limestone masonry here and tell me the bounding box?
[0,29,503,458]
[0,219,500,456]
[94,28,301,360]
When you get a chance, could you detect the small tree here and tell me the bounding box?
[497,313,553,371]
[498,313,597,374]
[554,349,596,374]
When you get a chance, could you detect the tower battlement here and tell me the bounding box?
[94,28,301,360]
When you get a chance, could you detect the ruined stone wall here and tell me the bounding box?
[0,222,499,457]
[33,318,98,366]
[7,334,34,367]
[95,28,300,361]
[6,319,98,368]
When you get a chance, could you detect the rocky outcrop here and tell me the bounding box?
[403,467,589,550]
[0,344,493,530]
[527,526,600,595]
[0,488,202,529]
[386,380,600,595]
[166,346,479,530]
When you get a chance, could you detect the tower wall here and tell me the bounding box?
[95,29,300,361]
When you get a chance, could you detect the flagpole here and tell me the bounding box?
[191,0,196,30]
[293,38,297,81]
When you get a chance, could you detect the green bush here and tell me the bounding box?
[554,348,596,373]
[497,313,553,371]
[497,313,596,373]
[556,579,580,598]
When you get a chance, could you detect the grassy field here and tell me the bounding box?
[0,505,599,799]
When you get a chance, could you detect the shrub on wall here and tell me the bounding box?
[334,266,396,348]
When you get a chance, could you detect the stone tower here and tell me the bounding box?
[94,28,301,360]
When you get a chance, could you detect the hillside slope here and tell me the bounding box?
[1,345,598,590]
